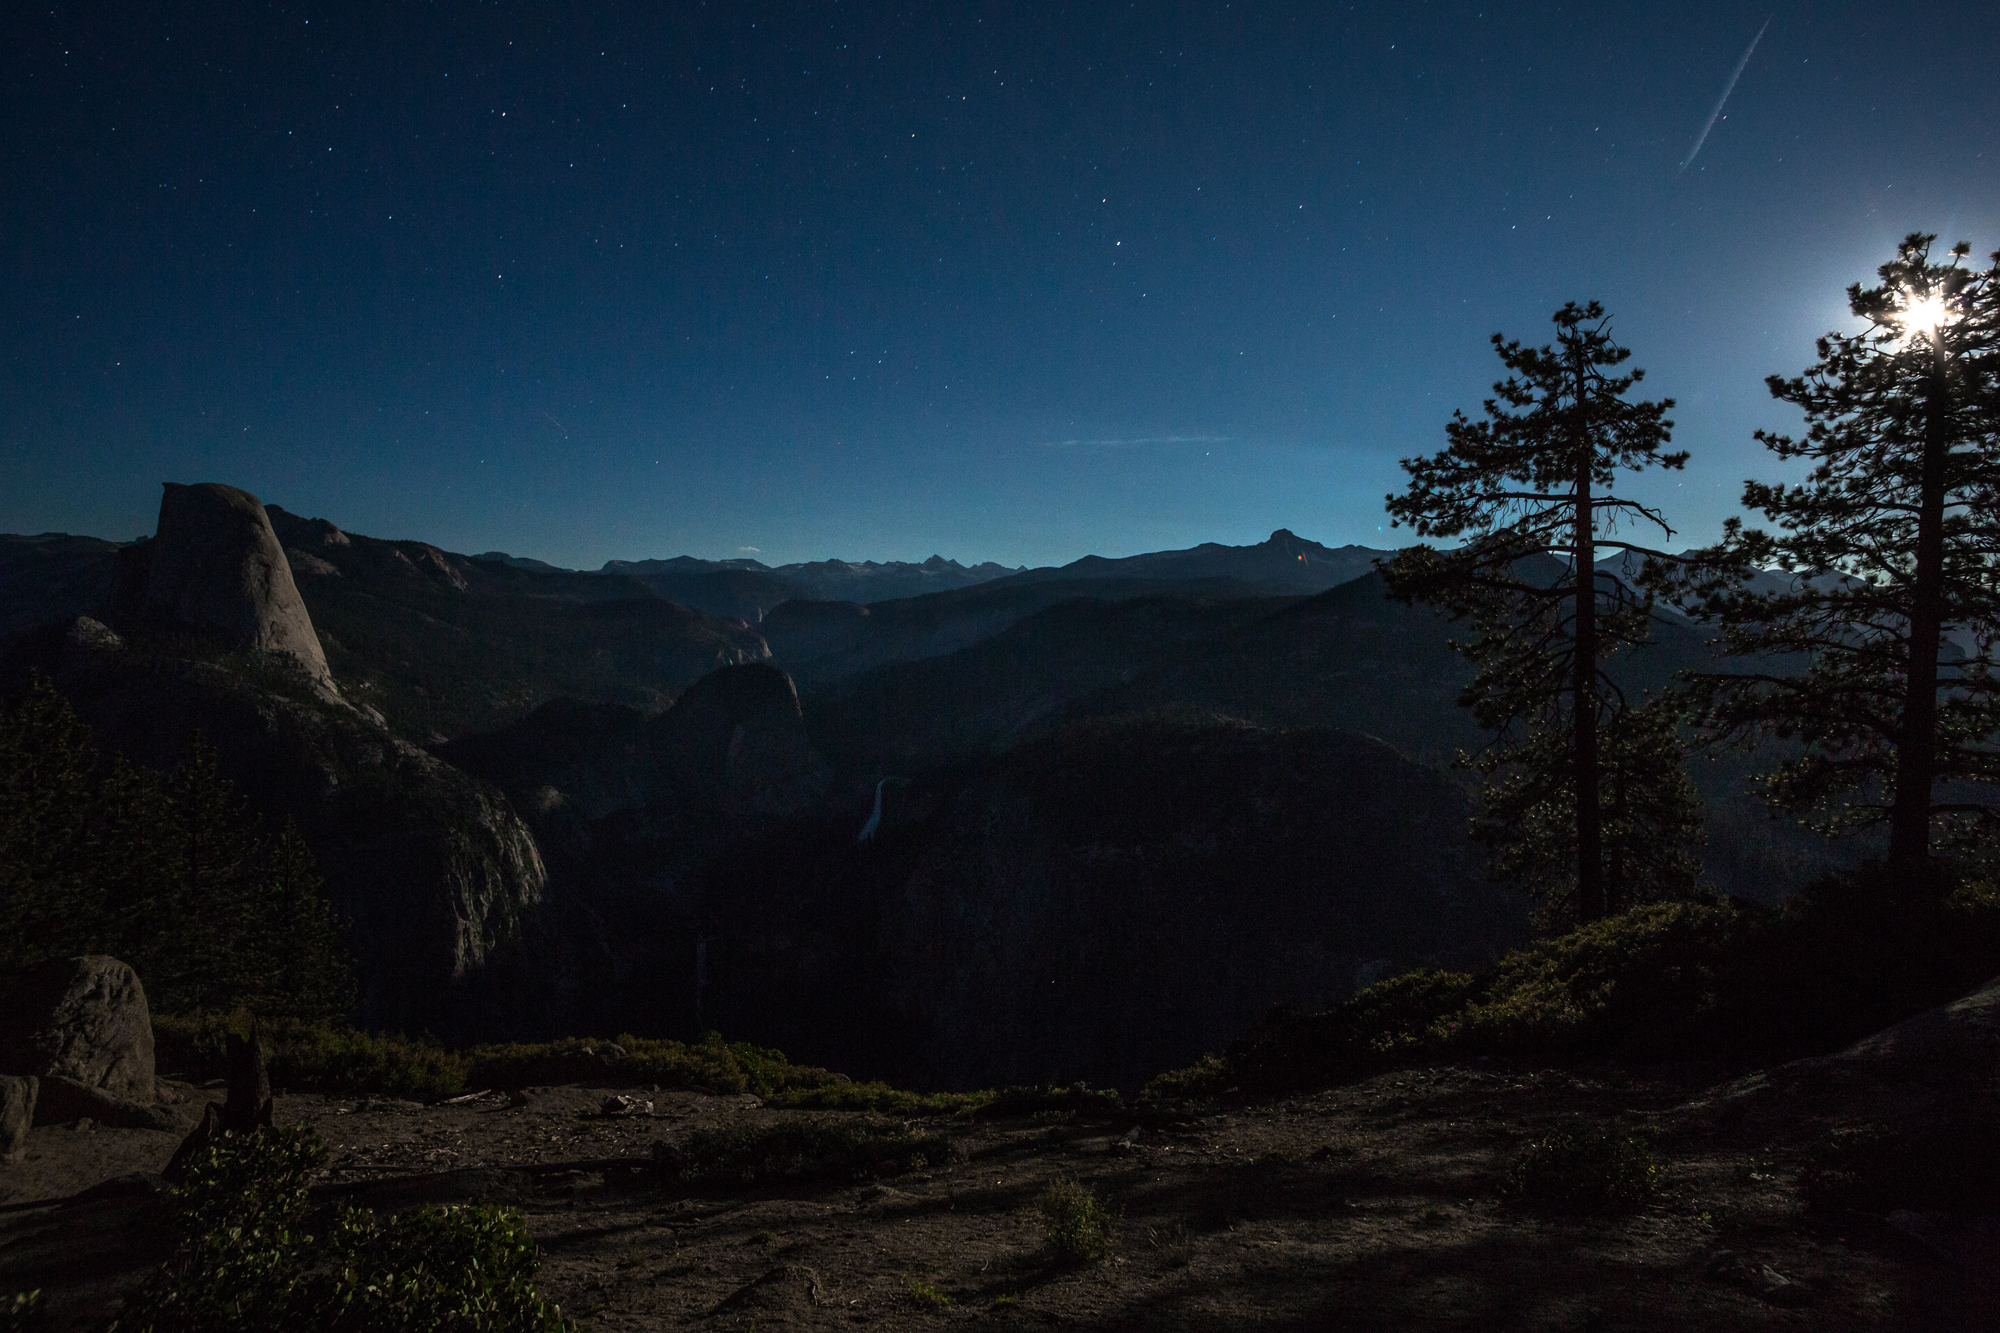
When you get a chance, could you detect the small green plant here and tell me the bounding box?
[901,1276,953,1310]
[1146,1221,1194,1268]
[1037,1178,1118,1264]
[1732,1155,1779,1185]
[1414,1203,1448,1226]
[3,1290,42,1333]
[990,1294,1020,1308]
[746,1230,778,1247]
[1499,1124,1659,1216]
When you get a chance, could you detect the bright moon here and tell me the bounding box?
[1901,294,1948,337]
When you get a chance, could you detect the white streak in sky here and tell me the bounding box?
[1681,17,1771,172]
[1043,435,1229,448]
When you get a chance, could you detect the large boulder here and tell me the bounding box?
[0,957,155,1102]
[116,482,333,689]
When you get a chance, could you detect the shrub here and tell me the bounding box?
[1179,880,2000,1098]
[1205,967,1481,1095]
[1138,1054,1227,1103]
[310,1205,570,1332]
[111,1127,572,1332]
[1498,1124,1658,1215]
[1440,901,1748,1057]
[153,1012,471,1102]
[1037,1178,1118,1264]
[675,1116,951,1184]
[151,1017,990,1114]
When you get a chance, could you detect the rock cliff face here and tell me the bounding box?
[43,632,551,1038]
[117,483,333,689]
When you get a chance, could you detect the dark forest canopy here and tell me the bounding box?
[0,676,353,1020]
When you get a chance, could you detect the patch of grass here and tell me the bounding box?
[989,1294,1020,1309]
[1037,1178,1118,1265]
[1146,1221,1194,1268]
[901,1276,953,1310]
[745,1230,778,1247]
[1499,1123,1659,1216]
[676,1116,952,1185]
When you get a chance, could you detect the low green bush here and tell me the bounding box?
[1440,901,1748,1057]
[675,1115,952,1184]
[1037,1178,1118,1264]
[1498,1123,1659,1216]
[153,1012,471,1101]
[1154,871,2000,1098]
[150,1016,989,1113]
[1139,1054,1228,1102]
[111,1126,572,1332]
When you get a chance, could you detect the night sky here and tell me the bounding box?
[6,2,1996,570]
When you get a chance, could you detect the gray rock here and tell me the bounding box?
[126,482,334,689]
[0,956,155,1101]
[31,1075,182,1132]
[1821,971,2000,1082]
[64,615,124,654]
[650,663,830,817]
[0,1075,36,1162]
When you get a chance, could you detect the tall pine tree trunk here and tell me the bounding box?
[1888,342,1951,874]
[1572,377,1605,923]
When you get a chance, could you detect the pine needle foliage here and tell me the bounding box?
[0,677,355,1019]
[1383,301,1692,922]
[1675,234,2000,873]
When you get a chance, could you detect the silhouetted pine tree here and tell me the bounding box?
[1473,698,1704,924]
[1383,301,1693,924]
[0,679,355,1019]
[1678,235,2000,881]
[0,677,103,969]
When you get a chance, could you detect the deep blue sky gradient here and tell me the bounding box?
[5,1,1997,568]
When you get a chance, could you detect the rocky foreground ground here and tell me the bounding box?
[2,1061,1993,1332]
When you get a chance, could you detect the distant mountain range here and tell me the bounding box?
[1,493,1855,1076]
[465,528,1393,622]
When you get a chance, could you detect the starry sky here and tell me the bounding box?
[5,2,1996,570]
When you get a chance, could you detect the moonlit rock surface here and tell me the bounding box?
[139,482,333,687]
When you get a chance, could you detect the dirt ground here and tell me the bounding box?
[1,1063,1993,1331]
